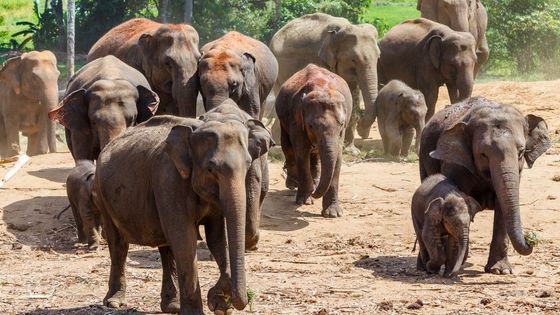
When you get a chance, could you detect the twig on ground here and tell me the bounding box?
[520,199,539,206]
[348,157,385,165]
[371,184,397,192]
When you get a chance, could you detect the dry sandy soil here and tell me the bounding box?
[1,80,560,315]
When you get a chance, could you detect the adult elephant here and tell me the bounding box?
[182,31,278,119]
[93,107,274,313]
[49,55,159,162]
[0,51,59,159]
[361,18,477,128]
[88,18,200,115]
[419,96,551,274]
[418,0,489,75]
[270,13,380,154]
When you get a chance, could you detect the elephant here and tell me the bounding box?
[269,13,380,155]
[0,51,59,159]
[412,174,481,277]
[49,55,159,162]
[275,64,352,218]
[182,31,278,119]
[376,18,477,121]
[358,80,427,157]
[418,0,489,75]
[92,107,274,313]
[66,160,101,250]
[419,96,551,274]
[87,18,200,115]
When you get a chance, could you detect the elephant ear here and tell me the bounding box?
[429,122,475,174]
[425,34,443,70]
[318,25,341,70]
[48,89,90,133]
[426,197,444,224]
[136,85,160,123]
[139,33,155,53]
[0,56,21,95]
[524,114,551,168]
[465,195,482,222]
[240,53,260,118]
[164,125,194,179]
[247,119,275,160]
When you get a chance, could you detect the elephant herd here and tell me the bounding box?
[0,2,553,314]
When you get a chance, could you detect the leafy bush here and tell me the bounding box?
[11,0,65,51]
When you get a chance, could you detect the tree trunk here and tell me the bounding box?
[160,0,169,23]
[274,0,281,28]
[67,0,75,79]
[184,0,193,23]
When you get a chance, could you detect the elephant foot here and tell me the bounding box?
[104,290,126,309]
[87,241,100,251]
[245,231,259,251]
[321,204,343,218]
[208,279,233,315]
[485,256,513,275]
[296,194,313,205]
[285,176,298,190]
[160,298,180,313]
[343,143,361,156]
[426,261,442,274]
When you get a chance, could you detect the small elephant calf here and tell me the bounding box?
[411,174,480,277]
[357,80,427,157]
[66,160,101,250]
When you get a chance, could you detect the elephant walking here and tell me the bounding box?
[0,51,59,159]
[270,13,380,154]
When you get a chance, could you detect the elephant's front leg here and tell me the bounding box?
[485,204,512,274]
[310,150,320,188]
[26,115,49,156]
[400,126,414,157]
[281,127,298,190]
[2,116,20,158]
[343,87,361,156]
[205,216,234,315]
[295,145,314,205]
[159,246,180,313]
[245,161,263,251]
[321,151,343,218]
[385,123,402,158]
[420,86,439,122]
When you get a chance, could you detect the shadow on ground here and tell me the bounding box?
[21,305,146,315]
[260,188,325,232]
[28,167,72,183]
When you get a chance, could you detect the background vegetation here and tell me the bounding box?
[1,0,559,80]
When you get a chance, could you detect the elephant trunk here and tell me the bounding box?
[312,138,338,198]
[447,227,469,277]
[172,67,193,116]
[356,63,379,139]
[43,87,59,153]
[221,174,248,310]
[206,94,229,112]
[450,70,474,104]
[491,164,533,255]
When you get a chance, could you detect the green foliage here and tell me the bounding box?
[362,1,419,36]
[11,0,65,51]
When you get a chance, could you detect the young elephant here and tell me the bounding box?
[412,174,481,277]
[358,80,427,157]
[275,64,352,218]
[66,160,101,250]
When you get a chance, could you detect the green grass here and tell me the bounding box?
[0,0,36,48]
[365,0,420,31]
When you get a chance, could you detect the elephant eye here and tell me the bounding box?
[518,148,525,159]
[480,152,488,160]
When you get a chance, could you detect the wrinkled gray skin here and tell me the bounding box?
[358,80,427,157]
[269,13,380,154]
[412,174,480,277]
[93,108,273,314]
[418,0,489,75]
[0,51,59,159]
[419,97,551,274]
[199,99,275,250]
[66,160,101,250]
[375,18,477,122]
[275,64,352,218]
[49,55,159,162]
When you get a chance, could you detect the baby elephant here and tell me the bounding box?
[411,174,480,277]
[357,80,427,157]
[276,64,352,218]
[66,160,101,250]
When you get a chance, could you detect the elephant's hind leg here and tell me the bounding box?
[159,246,180,313]
[104,219,129,308]
[343,87,361,156]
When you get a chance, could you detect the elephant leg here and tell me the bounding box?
[3,116,20,158]
[281,128,298,190]
[103,219,129,309]
[310,150,319,188]
[421,86,439,122]
[474,35,490,77]
[385,124,402,158]
[294,145,313,206]
[443,237,459,277]
[260,156,269,206]
[245,161,262,251]
[417,239,429,271]
[401,126,414,157]
[70,201,86,243]
[0,114,9,159]
[343,87,361,156]
[378,120,389,154]
[485,205,512,274]
[425,235,445,274]
[158,246,180,313]
[321,152,343,218]
[47,119,57,153]
[27,115,49,156]
[205,216,233,314]
[81,204,101,250]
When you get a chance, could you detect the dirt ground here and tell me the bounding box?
[1,80,560,315]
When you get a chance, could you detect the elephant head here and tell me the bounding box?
[399,90,427,152]
[164,117,273,310]
[424,29,477,104]
[138,24,200,114]
[300,90,348,198]
[419,0,471,32]
[185,50,260,118]
[429,98,551,256]
[49,81,159,159]
[318,23,380,123]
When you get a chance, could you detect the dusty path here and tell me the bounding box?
[1,80,559,314]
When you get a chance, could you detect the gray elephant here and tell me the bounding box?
[269,13,380,154]
[359,80,427,157]
[375,18,477,121]
[418,0,489,75]
[275,64,352,217]
[66,160,101,250]
[49,55,159,162]
[93,106,274,313]
[0,51,59,159]
[419,96,551,274]
[412,174,480,277]
[88,18,200,115]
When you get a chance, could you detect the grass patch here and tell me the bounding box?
[364,1,420,31]
[0,0,36,49]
